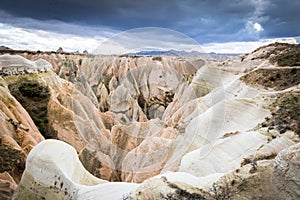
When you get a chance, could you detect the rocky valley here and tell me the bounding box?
[0,43,299,199]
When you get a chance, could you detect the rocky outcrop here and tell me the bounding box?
[273,143,300,199]
[12,139,300,200]
[205,142,300,200]
[250,42,300,66]
[56,47,64,54]
[179,131,268,177]
[76,56,201,120]
[0,55,51,76]
[0,75,44,185]
[12,140,138,200]
[0,172,17,200]
[8,50,86,72]
[1,43,300,199]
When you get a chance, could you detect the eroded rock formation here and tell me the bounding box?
[0,43,299,199]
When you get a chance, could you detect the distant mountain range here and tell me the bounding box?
[0,45,241,57]
[124,49,240,57]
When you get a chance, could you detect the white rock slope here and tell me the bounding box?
[13,140,139,200]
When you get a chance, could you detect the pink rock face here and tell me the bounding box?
[20,52,85,72]
[14,55,197,183]
[0,172,17,200]
[3,43,300,199]
[0,77,44,184]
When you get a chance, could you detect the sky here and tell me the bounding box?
[0,0,299,54]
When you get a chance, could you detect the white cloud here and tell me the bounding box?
[202,37,297,53]
[253,22,264,32]
[0,23,105,52]
[0,22,297,55]
[238,0,267,40]
[0,24,207,54]
[236,20,265,41]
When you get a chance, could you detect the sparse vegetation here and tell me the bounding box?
[212,182,231,200]
[241,68,300,90]
[164,182,209,200]
[79,148,102,179]
[152,56,162,61]
[262,91,300,135]
[18,82,47,98]
[0,138,26,183]
[183,74,194,84]
[8,78,57,139]
[251,43,300,66]
[271,49,300,66]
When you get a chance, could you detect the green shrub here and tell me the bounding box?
[8,79,57,139]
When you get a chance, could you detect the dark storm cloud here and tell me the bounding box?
[0,0,181,27]
[260,0,300,38]
[0,0,299,43]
